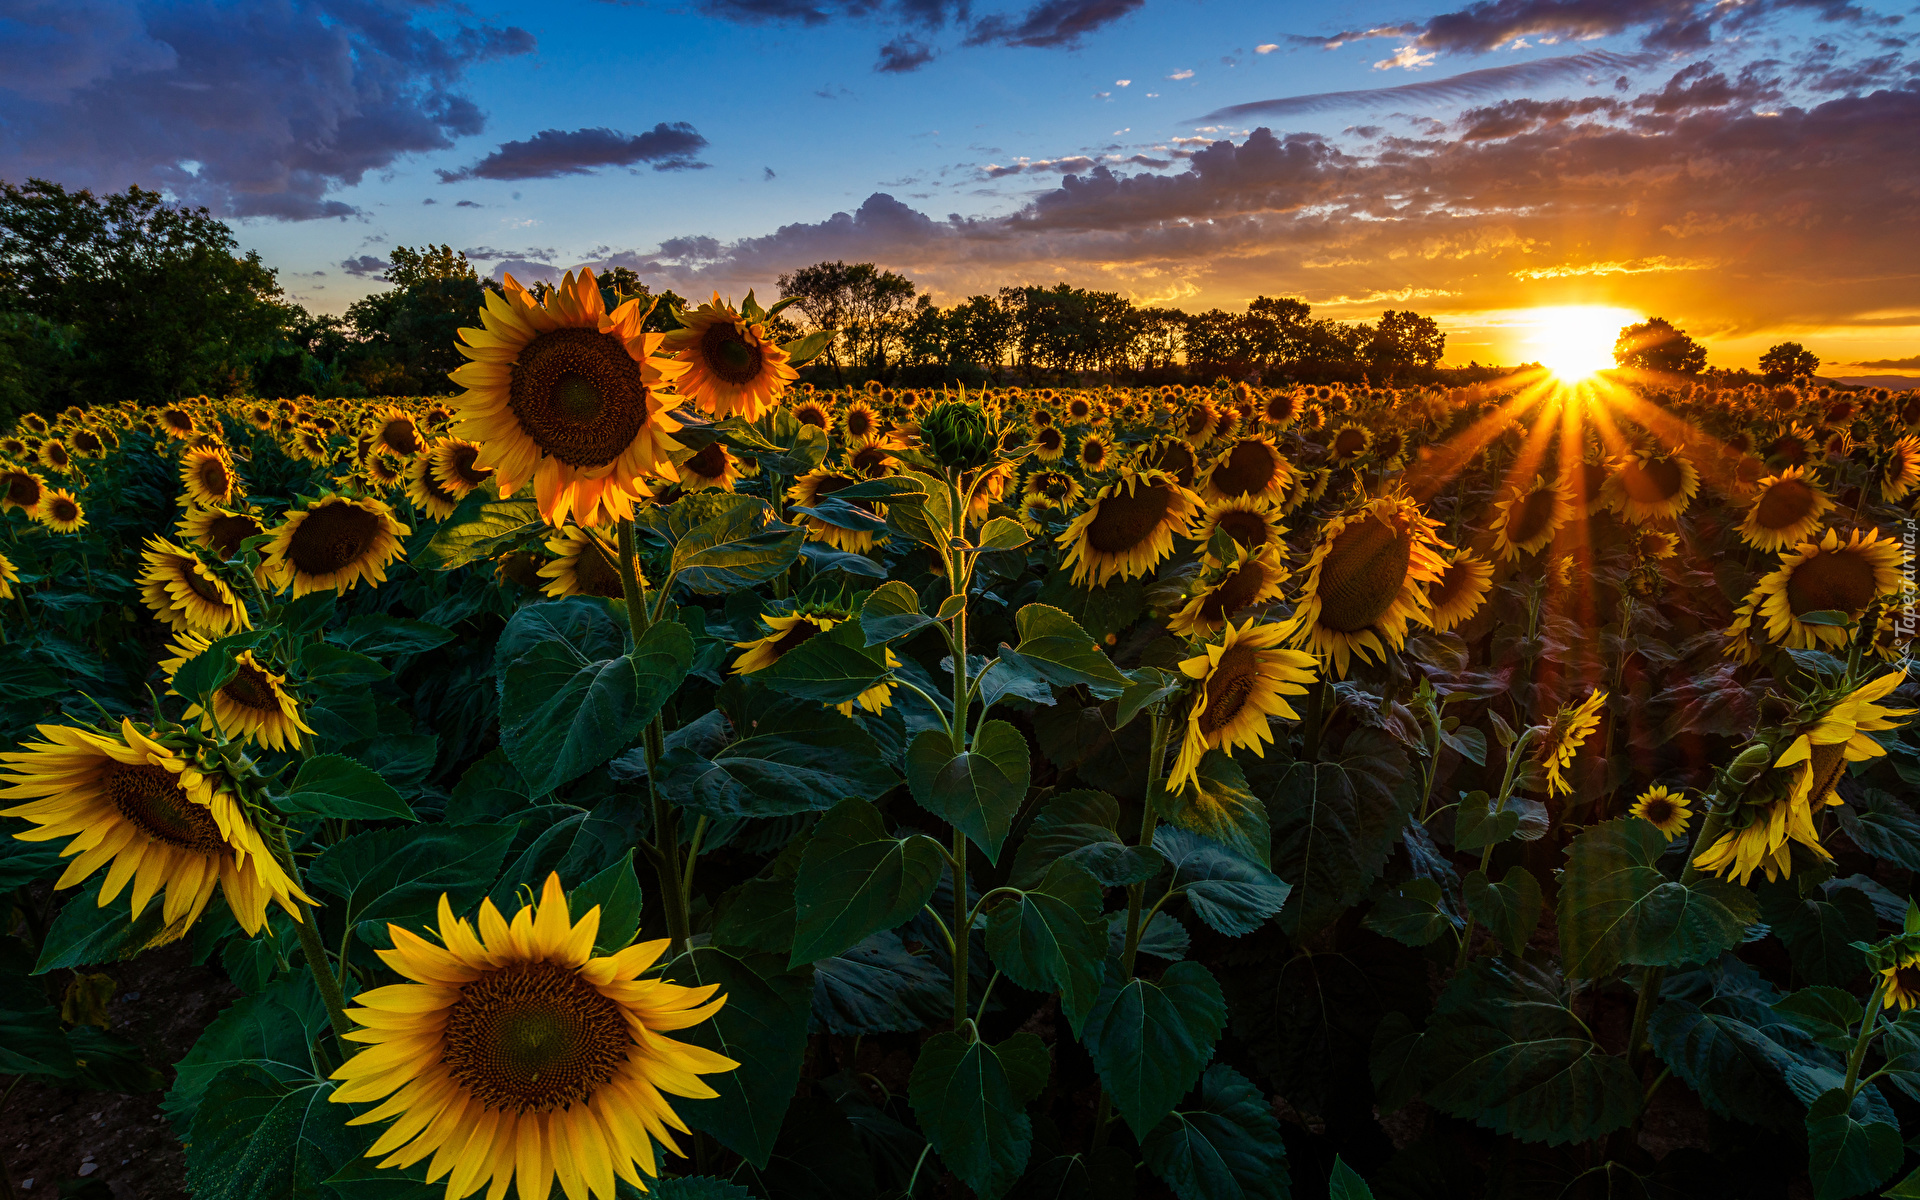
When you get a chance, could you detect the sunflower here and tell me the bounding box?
[0,718,309,935]
[69,428,106,458]
[1031,425,1068,463]
[675,441,741,493]
[368,406,426,459]
[1632,528,1680,561]
[0,467,46,514]
[1752,526,1906,650]
[428,437,493,502]
[1536,689,1606,798]
[179,447,242,509]
[160,633,314,752]
[662,294,797,421]
[842,400,881,444]
[1022,468,1084,511]
[156,406,197,439]
[1489,475,1573,561]
[291,426,332,463]
[246,404,274,432]
[1167,620,1317,794]
[1738,467,1833,551]
[366,453,406,488]
[1775,669,1913,811]
[262,494,411,597]
[786,469,882,554]
[34,488,84,533]
[1261,389,1301,430]
[0,438,28,462]
[1880,435,1920,502]
[1192,498,1285,564]
[731,612,899,715]
[968,462,1017,521]
[38,439,71,472]
[1064,394,1097,425]
[330,873,736,1200]
[138,537,251,634]
[1076,433,1114,474]
[1327,424,1371,464]
[1199,436,1292,506]
[1880,954,1920,1013]
[846,437,901,479]
[538,526,630,600]
[1057,470,1204,588]
[177,506,268,561]
[405,453,465,520]
[1426,550,1494,633]
[1135,438,1200,489]
[1180,400,1219,448]
[1284,495,1450,677]
[1603,449,1699,524]
[450,269,685,528]
[792,397,833,430]
[1628,784,1692,840]
[1166,543,1290,638]
[0,551,16,600]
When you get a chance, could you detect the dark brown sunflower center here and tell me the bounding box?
[180,563,229,605]
[1264,395,1297,422]
[1507,488,1560,547]
[508,328,650,468]
[1037,427,1064,452]
[1199,643,1259,736]
[1772,436,1809,466]
[1786,549,1877,617]
[1214,509,1271,549]
[1375,433,1404,460]
[1641,796,1676,824]
[288,502,383,577]
[49,498,78,522]
[1620,458,1685,504]
[1332,428,1368,458]
[105,762,226,854]
[1807,740,1850,804]
[850,444,892,476]
[1754,478,1817,529]
[1317,515,1413,633]
[1147,443,1197,487]
[1032,472,1074,501]
[1087,482,1174,555]
[46,443,69,464]
[1185,407,1213,437]
[442,961,629,1113]
[381,419,423,456]
[845,409,876,440]
[1199,563,1269,622]
[74,431,102,453]
[419,463,460,505]
[769,618,825,657]
[1080,440,1107,467]
[795,403,829,429]
[197,458,230,495]
[1069,400,1092,420]
[447,443,491,487]
[4,474,41,507]
[686,442,731,479]
[1213,442,1280,496]
[575,539,627,599]
[221,660,283,712]
[699,321,765,386]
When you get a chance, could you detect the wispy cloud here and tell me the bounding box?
[1191,51,1655,122]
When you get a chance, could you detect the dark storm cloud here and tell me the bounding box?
[0,0,533,219]
[437,124,708,182]
[1193,51,1655,122]
[965,0,1144,48]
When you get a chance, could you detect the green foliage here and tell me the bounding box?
[1269,728,1414,936]
[908,1031,1050,1199]
[1140,1064,1289,1200]
[675,948,814,1169]
[792,798,945,965]
[984,859,1109,1030]
[1558,818,1759,978]
[907,720,1032,864]
[184,1065,368,1200]
[1083,961,1228,1138]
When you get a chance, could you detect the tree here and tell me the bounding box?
[1614,317,1707,375]
[1759,341,1820,379]
[0,178,296,406]
[777,261,917,378]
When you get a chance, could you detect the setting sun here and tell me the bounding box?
[1528,306,1636,380]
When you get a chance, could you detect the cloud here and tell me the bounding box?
[1192,50,1656,121]
[1374,46,1437,71]
[1853,355,1920,368]
[461,246,558,262]
[1168,68,1195,80]
[1255,43,1279,54]
[0,0,532,219]
[339,255,391,277]
[438,124,707,182]
[966,0,1145,49]
[876,35,936,71]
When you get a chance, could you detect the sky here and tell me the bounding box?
[2,0,1917,371]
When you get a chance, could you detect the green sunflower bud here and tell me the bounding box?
[920,400,997,471]
[1725,742,1775,785]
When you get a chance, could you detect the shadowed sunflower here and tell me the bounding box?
[1180,399,1219,448]
[846,436,902,479]
[35,488,85,533]
[1057,469,1204,588]
[1193,498,1284,565]
[1167,543,1290,639]
[1629,784,1692,840]
[0,438,29,462]
[0,552,16,599]
[732,613,899,715]
[156,406,197,439]
[0,718,309,935]
[1167,619,1317,793]
[161,633,314,752]
[38,439,71,472]
[1537,689,1606,798]
[1199,435,1292,506]
[675,441,741,493]
[1076,433,1113,475]
[1739,466,1833,551]
[291,426,332,464]
[792,397,833,430]
[1261,389,1301,430]
[1426,549,1494,632]
[0,467,46,514]
[1327,424,1371,465]
[139,537,251,634]
[1881,954,1920,1012]
[69,427,106,458]
[450,269,685,528]
[662,294,797,420]
[538,527,630,600]
[1879,435,1920,502]
[172,510,262,565]
[1754,526,1906,650]
[967,462,1017,521]
[1603,448,1699,524]
[1022,468,1084,511]
[1489,475,1573,561]
[246,404,274,431]
[368,406,425,459]
[1284,495,1449,677]
[262,494,411,597]
[429,437,493,501]
[1570,456,1612,517]
[1064,394,1097,425]
[365,453,406,488]
[405,453,464,520]
[1136,437,1199,489]
[788,468,883,554]
[330,874,736,1200]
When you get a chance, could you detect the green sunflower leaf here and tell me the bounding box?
[1009,789,1163,890]
[277,754,414,822]
[791,798,945,966]
[306,823,516,932]
[674,947,814,1171]
[1139,1064,1290,1200]
[1002,602,1128,696]
[908,1030,1050,1200]
[906,720,1032,864]
[170,628,271,708]
[1558,818,1760,979]
[1806,1086,1903,1200]
[664,688,899,820]
[858,579,935,646]
[1364,877,1459,948]
[570,850,644,955]
[1152,826,1290,937]
[672,498,806,594]
[416,488,542,570]
[184,1064,370,1200]
[35,877,174,973]
[1150,750,1271,868]
[753,617,894,705]
[1268,727,1416,936]
[165,974,329,1135]
[1083,960,1228,1139]
[984,858,1109,1032]
[1463,866,1542,958]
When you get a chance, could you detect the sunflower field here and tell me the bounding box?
[4,270,1920,1200]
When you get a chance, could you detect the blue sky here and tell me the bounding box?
[3,0,1917,368]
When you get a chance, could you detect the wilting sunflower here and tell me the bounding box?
[1753,526,1906,650]
[1076,433,1113,474]
[538,526,630,600]
[1022,468,1084,511]
[1167,619,1317,794]
[1426,550,1494,632]
[842,400,881,444]
[262,494,411,597]
[1603,448,1700,524]
[34,488,85,533]
[1490,475,1574,561]
[1199,436,1293,506]
[1193,497,1284,564]
[792,396,833,430]
[180,447,242,509]
[1327,424,1371,465]
[329,874,736,1200]
[160,633,314,752]
[1879,435,1920,502]
[368,406,425,459]
[1537,689,1606,798]
[1167,543,1289,638]
[428,437,493,501]
[675,441,741,493]
[1058,469,1204,588]
[0,718,309,935]
[788,468,882,554]
[1880,953,1920,1012]
[1285,495,1450,677]
[1738,467,1833,551]
[662,293,797,420]
[0,467,46,514]
[139,537,251,634]
[405,453,464,520]
[451,269,685,528]
[0,552,16,600]
[1628,784,1692,839]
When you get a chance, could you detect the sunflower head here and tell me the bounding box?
[1200,436,1293,506]
[662,293,798,421]
[1167,542,1290,639]
[0,468,46,513]
[1604,449,1700,524]
[1076,432,1113,474]
[920,399,999,471]
[1327,424,1371,464]
[35,488,85,533]
[369,406,425,458]
[1754,526,1907,651]
[262,494,411,597]
[1022,468,1084,511]
[1536,689,1606,798]
[161,634,314,752]
[1057,469,1204,588]
[177,507,268,562]
[1136,437,1199,488]
[1628,784,1692,839]
[1489,475,1573,561]
[538,526,631,599]
[1426,549,1494,632]
[792,397,833,429]
[1285,494,1450,677]
[1167,619,1316,794]
[677,440,742,492]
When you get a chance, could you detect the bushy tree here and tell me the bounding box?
[1614,317,1708,374]
[342,245,502,396]
[1759,341,1820,379]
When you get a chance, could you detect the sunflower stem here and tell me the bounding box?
[1842,972,1887,1097]
[951,828,970,1028]
[1122,704,1173,980]
[292,897,353,1040]
[616,519,650,643]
